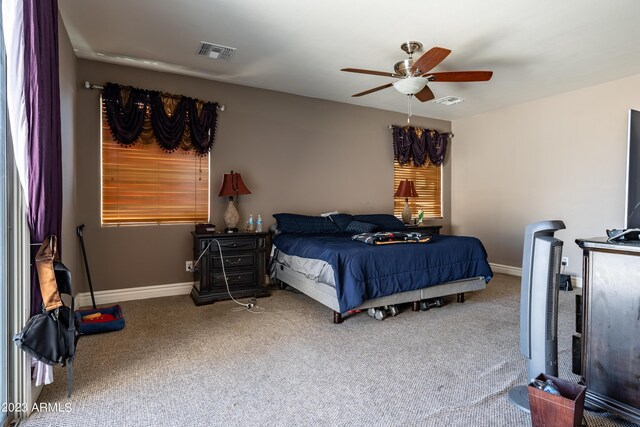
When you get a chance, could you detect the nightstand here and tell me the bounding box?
[404,225,443,235]
[191,231,270,306]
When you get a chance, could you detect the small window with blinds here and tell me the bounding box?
[101,112,209,225]
[393,161,442,219]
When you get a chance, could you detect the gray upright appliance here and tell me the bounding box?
[508,220,566,412]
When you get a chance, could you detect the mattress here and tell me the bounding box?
[271,247,336,287]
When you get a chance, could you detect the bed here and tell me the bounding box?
[269,213,493,323]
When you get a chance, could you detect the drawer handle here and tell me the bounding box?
[216,275,244,282]
[226,258,242,265]
[227,242,253,248]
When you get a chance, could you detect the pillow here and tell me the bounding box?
[268,223,281,235]
[353,214,406,231]
[345,220,377,234]
[273,213,340,234]
[329,213,355,232]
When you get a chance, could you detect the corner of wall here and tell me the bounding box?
[57,13,79,294]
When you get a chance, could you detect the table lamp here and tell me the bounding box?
[395,179,418,224]
[218,171,251,232]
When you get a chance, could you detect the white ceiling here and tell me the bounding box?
[59,0,640,121]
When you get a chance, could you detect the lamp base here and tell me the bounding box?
[223,198,240,229]
[402,199,412,224]
[224,227,238,233]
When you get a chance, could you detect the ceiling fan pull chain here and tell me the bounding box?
[407,95,413,124]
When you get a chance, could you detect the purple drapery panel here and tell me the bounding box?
[101,83,218,155]
[391,125,450,167]
[23,0,62,315]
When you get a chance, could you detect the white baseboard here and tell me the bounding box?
[75,281,193,308]
[489,262,582,288]
[489,263,522,277]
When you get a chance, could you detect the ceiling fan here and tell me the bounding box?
[341,41,493,102]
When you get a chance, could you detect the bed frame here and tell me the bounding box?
[271,259,487,323]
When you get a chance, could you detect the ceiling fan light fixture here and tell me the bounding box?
[392,77,428,96]
[341,42,493,101]
[394,59,414,76]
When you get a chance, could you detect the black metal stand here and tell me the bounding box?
[76,224,97,309]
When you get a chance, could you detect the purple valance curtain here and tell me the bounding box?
[148,91,188,152]
[189,100,218,154]
[23,0,63,315]
[392,125,451,167]
[102,83,148,145]
[102,83,218,155]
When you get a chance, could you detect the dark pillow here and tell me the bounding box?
[353,214,406,231]
[329,213,355,232]
[273,213,340,234]
[345,220,377,234]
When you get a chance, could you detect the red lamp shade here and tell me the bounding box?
[218,171,251,197]
[394,179,418,198]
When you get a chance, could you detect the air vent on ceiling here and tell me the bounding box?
[433,96,465,106]
[197,42,236,61]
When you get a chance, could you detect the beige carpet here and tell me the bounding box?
[19,274,637,426]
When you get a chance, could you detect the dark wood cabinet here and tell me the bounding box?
[191,231,270,306]
[404,225,442,235]
[575,238,640,424]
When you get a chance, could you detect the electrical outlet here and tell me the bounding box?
[186,261,194,272]
[561,257,569,267]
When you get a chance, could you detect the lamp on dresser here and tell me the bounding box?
[218,171,251,232]
[395,179,418,224]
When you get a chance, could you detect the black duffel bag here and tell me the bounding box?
[13,236,79,397]
[14,297,76,366]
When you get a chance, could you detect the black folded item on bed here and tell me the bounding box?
[352,231,432,245]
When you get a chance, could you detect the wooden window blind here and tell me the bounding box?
[101,111,209,225]
[393,161,442,219]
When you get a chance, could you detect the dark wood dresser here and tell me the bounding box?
[404,225,442,235]
[191,231,270,306]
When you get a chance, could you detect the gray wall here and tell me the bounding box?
[452,73,640,278]
[58,16,79,293]
[75,59,451,292]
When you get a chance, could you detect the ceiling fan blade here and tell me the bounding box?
[415,86,435,102]
[352,83,394,97]
[410,47,451,75]
[427,71,493,82]
[341,68,397,77]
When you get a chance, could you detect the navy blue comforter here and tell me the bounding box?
[273,233,493,312]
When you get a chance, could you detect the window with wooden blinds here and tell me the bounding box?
[393,161,442,219]
[101,111,209,225]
